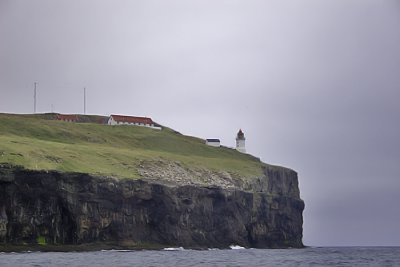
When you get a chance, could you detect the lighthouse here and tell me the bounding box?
[236,129,246,153]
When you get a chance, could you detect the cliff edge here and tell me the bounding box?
[0,164,304,249]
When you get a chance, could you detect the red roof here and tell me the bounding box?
[110,115,153,125]
[56,114,79,121]
[237,129,245,139]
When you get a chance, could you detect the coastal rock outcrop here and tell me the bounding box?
[0,164,304,249]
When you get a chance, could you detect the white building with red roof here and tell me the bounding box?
[107,115,161,130]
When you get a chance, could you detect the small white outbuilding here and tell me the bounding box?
[206,139,221,147]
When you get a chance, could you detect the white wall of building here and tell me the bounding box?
[206,140,220,147]
[236,139,246,153]
[107,116,162,130]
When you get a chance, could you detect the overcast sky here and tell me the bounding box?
[1,0,399,246]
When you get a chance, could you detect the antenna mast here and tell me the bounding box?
[34,82,37,114]
[84,87,86,115]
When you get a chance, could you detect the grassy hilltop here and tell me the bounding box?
[0,113,263,179]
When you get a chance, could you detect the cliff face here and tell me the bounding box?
[0,164,304,249]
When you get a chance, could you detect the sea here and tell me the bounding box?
[0,246,399,267]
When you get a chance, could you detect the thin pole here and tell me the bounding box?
[34,82,37,114]
[84,87,86,115]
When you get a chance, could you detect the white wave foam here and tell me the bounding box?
[229,245,245,250]
[163,247,185,251]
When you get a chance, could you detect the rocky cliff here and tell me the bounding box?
[0,163,304,250]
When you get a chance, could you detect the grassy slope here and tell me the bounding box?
[0,113,263,179]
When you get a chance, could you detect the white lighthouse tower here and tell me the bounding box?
[236,129,246,153]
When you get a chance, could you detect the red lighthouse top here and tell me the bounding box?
[236,129,245,140]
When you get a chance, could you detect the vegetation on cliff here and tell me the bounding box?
[0,113,263,180]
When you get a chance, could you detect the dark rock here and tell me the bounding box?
[0,165,304,249]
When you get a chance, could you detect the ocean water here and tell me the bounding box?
[0,247,399,267]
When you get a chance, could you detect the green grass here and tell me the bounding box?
[37,236,47,245]
[0,113,263,179]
